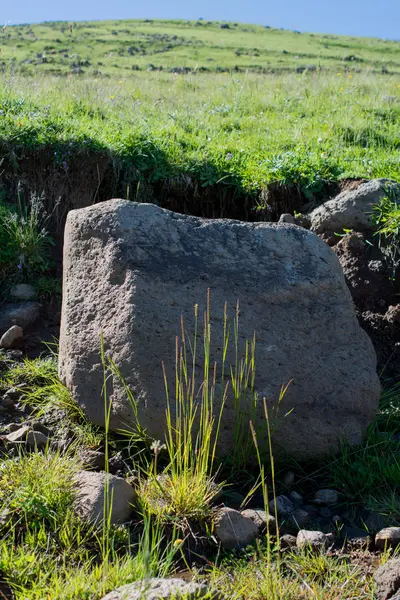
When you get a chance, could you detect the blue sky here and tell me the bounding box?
[5,0,400,40]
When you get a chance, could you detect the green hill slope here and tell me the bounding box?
[2,18,400,76]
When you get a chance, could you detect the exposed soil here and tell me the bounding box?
[332,232,400,381]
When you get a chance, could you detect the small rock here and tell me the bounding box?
[108,452,124,475]
[290,509,310,528]
[3,385,25,401]
[282,470,295,487]
[1,396,15,410]
[26,430,48,449]
[289,491,303,505]
[269,495,294,517]
[31,422,53,437]
[80,449,106,471]
[0,302,41,336]
[73,470,136,525]
[314,489,339,505]
[241,509,276,533]
[10,284,36,301]
[374,557,400,600]
[100,578,211,600]
[375,527,400,550]
[0,326,23,349]
[296,530,329,551]
[214,507,258,549]
[278,214,296,225]
[5,425,31,443]
[279,534,297,549]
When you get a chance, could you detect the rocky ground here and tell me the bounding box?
[0,179,399,599]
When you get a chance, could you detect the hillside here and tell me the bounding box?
[2,18,400,76]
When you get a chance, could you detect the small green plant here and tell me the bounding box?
[1,188,54,282]
[0,451,78,534]
[137,293,227,525]
[372,188,400,277]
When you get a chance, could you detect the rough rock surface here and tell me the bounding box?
[314,489,339,505]
[59,200,380,459]
[0,303,41,336]
[240,509,276,533]
[73,470,136,525]
[375,528,400,550]
[269,495,294,517]
[310,178,400,234]
[374,558,400,600]
[101,578,210,600]
[296,530,330,551]
[0,326,23,349]
[214,507,258,549]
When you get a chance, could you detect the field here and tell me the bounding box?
[0,18,400,600]
[0,19,400,222]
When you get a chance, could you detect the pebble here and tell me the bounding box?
[314,489,339,505]
[282,470,295,487]
[289,490,303,505]
[241,509,276,533]
[268,495,294,517]
[0,326,23,349]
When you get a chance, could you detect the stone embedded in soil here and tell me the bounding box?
[296,530,330,551]
[10,284,36,301]
[289,491,303,505]
[4,426,48,449]
[310,178,400,234]
[374,557,400,600]
[269,495,294,517]
[375,527,400,550]
[26,430,48,449]
[73,470,136,525]
[214,507,258,549]
[0,302,41,337]
[5,425,31,443]
[314,489,339,505]
[0,326,23,350]
[100,578,211,600]
[289,508,310,528]
[282,470,295,487]
[240,509,276,533]
[279,534,297,549]
[79,449,106,471]
[59,200,380,460]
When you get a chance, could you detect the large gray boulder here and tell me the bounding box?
[59,200,380,459]
[310,179,400,234]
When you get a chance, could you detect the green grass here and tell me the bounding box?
[1,21,400,218]
[2,19,400,77]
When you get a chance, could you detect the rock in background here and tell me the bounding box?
[59,201,380,460]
